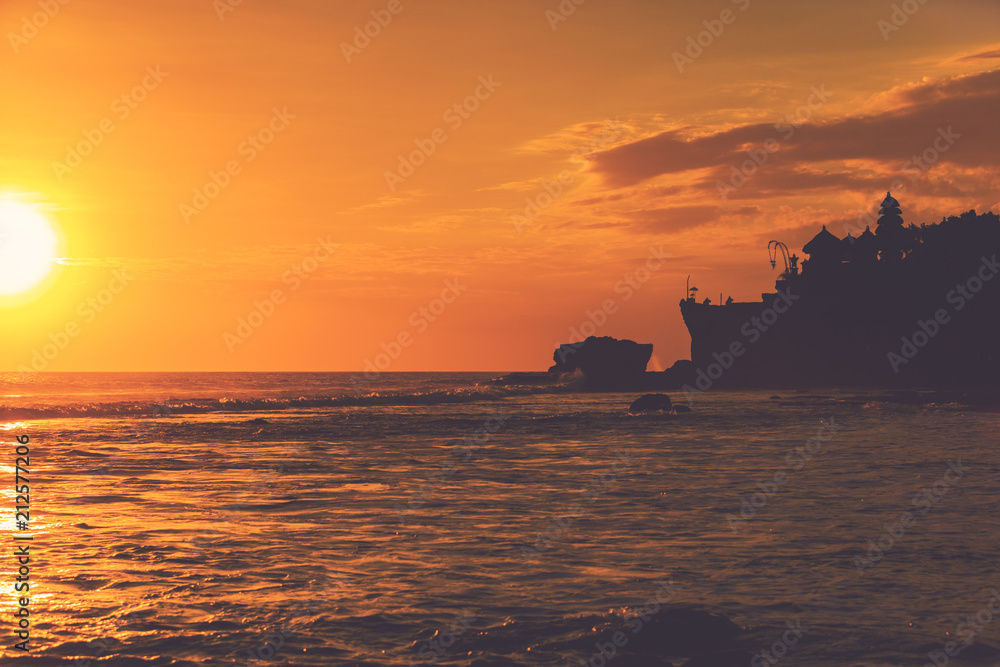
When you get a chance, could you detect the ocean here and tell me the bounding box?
[2,372,998,666]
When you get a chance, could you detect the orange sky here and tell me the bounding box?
[1,0,999,372]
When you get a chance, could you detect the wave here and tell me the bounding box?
[0,380,573,421]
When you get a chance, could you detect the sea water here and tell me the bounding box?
[1,372,998,666]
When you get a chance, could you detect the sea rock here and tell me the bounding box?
[958,642,1000,660]
[628,394,673,414]
[590,607,744,664]
[682,649,754,666]
[672,404,691,413]
[632,359,697,391]
[489,371,552,386]
[662,358,696,386]
[549,336,652,390]
[624,607,742,657]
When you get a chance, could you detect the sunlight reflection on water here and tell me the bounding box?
[0,376,997,665]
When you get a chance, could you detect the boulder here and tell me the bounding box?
[625,607,742,657]
[628,394,673,414]
[549,336,652,390]
[589,607,745,664]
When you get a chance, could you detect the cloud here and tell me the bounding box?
[958,46,1000,62]
[623,205,728,233]
[546,219,626,231]
[515,118,633,157]
[337,191,428,213]
[590,69,1000,194]
[572,192,633,206]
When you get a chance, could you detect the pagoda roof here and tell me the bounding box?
[851,225,878,260]
[803,225,843,255]
[879,191,901,213]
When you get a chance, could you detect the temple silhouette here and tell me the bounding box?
[680,192,1000,387]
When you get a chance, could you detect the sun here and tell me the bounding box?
[0,199,60,296]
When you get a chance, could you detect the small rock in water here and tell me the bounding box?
[672,404,692,413]
[628,394,673,414]
[626,607,742,657]
[959,643,1000,660]
[683,649,754,666]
